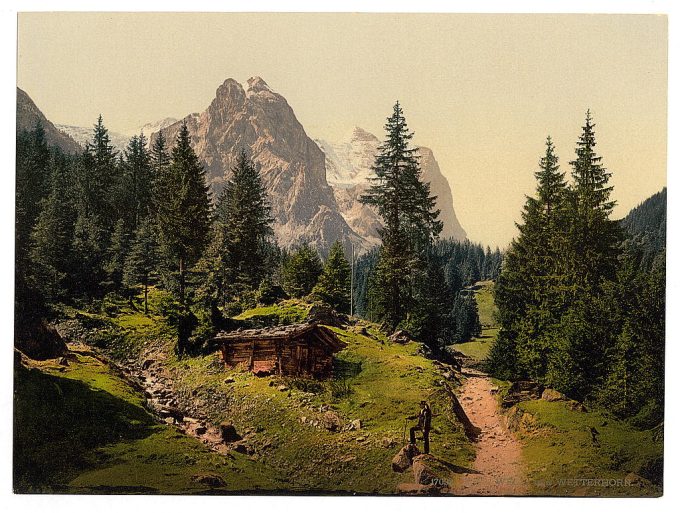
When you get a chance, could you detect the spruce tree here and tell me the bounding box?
[282,243,323,298]
[360,102,442,329]
[123,218,160,314]
[79,115,119,227]
[491,136,569,380]
[122,133,153,231]
[104,219,131,291]
[28,153,75,303]
[150,130,170,188]
[311,241,351,312]
[219,149,274,292]
[567,111,620,289]
[154,121,211,353]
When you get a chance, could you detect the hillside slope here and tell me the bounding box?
[15,291,473,494]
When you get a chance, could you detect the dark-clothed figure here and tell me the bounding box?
[408,400,432,454]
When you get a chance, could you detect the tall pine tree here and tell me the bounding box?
[154,121,211,353]
[360,102,442,329]
[219,149,274,292]
[311,241,351,313]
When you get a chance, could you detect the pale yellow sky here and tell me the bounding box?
[17,13,667,248]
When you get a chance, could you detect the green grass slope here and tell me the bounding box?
[15,290,473,494]
[505,399,662,496]
[452,281,498,363]
[14,351,284,494]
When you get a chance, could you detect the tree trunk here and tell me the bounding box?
[144,279,148,315]
[179,256,185,307]
[178,256,186,356]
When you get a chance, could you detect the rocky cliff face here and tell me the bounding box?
[17,88,82,154]
[316,128,467,242]
[152,77,359,255]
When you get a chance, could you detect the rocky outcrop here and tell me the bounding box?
[317,127,467,244]
[541,388,567,402]
[392,443,421,473]
[17,88,82,154]
[151,77,358,255]
[15,320,68,360]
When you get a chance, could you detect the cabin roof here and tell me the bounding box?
[213,322,346,352]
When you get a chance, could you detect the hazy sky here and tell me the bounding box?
[17,13,667,248]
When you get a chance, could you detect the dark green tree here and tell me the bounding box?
[282,243,323,298]
[219,149,274,292]
[150,130,170,190]
[123,218,161,314]
[311,241,351,312]
[27,152,75,303]
[121,133,154,231]
[104,219,131,291]
[71,212,107,299]
[360,102,442,329]
[490,136,570,379]
[154,121,211,353]
[566,110,621,290]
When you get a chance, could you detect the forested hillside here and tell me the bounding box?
[489,114,665,429]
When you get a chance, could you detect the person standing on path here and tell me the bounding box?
[408,400,432,454]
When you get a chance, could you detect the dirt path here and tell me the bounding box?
[453,369,529,496]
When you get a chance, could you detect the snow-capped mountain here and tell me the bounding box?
[55,123,130,152]
[122,117,178,138]
[316,129,467,241]
[316,127,379,188]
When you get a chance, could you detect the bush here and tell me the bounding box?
[284,377,325,394]
[256,279,289,306]
[327,379,353,400]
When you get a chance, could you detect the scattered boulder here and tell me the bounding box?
[231,442,250,454]
[159,405,184,422]
[567,400,588,413]
[219,422,242,443]
[381,437,397,449]
[412,454,447,488]
[224,377,235,384]
[15,320,68,360]
[502,380,544,407]
[194,425,207,436]
[391,443,420,473]
[347,419,362,431]
[389,329,412,344]
[322,411,342,432]
[191,474,226,487]
[625,472,646,487]
[277,385,289,392]
[307,304,344,327]
[541,388,566,402]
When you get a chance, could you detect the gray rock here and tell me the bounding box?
[391,443,420,473]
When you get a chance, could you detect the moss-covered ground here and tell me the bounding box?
[13,351,284,494]
[451,280,497,363]
[506,399,662,496]
[15,289,473,494]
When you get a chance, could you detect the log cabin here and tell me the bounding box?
[212,322,347,379]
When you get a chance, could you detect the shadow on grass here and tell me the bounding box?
[435,457,482,475]
[13,363,157,493]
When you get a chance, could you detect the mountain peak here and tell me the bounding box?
[247,76,272,93]
[216,77,244,97]
[350,126,379,143]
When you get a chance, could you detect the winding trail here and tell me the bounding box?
[453,369,529,496]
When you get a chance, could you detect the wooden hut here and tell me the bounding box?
[212,322,347,379]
